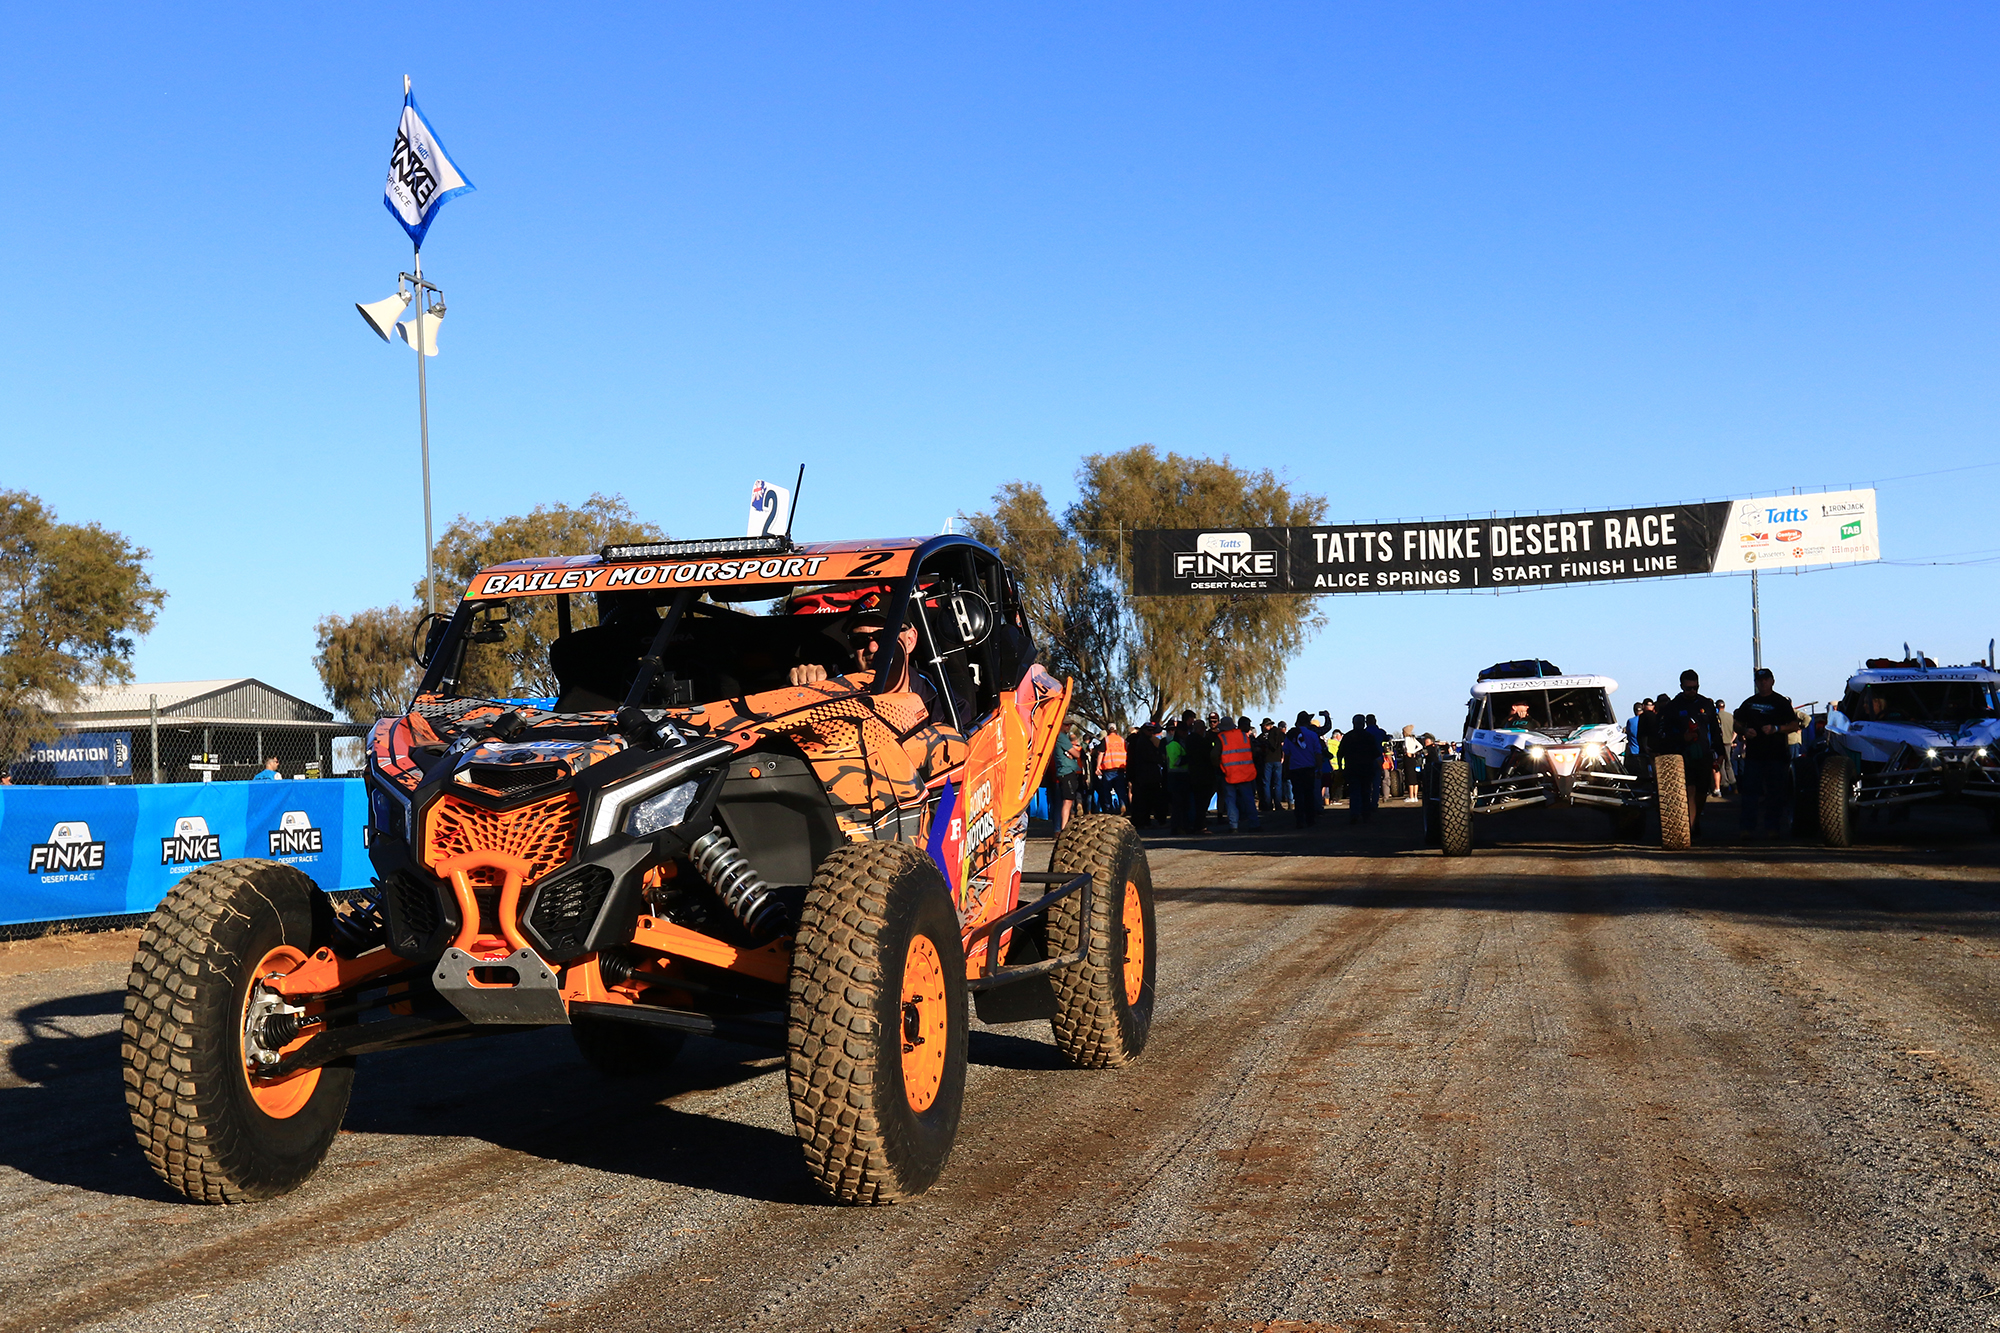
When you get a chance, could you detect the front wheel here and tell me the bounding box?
[787,841,968,1204]
[123,860,354,1203]
[1048,814,1157,1068]
[1819,755,1855,847]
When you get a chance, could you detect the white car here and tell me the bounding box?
[1815,658,2000,844]
[1424,659,1691,855]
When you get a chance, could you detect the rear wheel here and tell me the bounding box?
[123,860,354,1203]
[787,841,968,1204]
[1819,755,1855,847]
[1656,755,1691,850]
[1047,814,1156,1068]
[1437,761,1473,857]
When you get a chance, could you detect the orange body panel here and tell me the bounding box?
[468,544,916,601]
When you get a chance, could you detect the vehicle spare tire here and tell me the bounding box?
[1819,755,1856,848]
[1437,761,1473,857]
[1655,755,1691,851]
[124,860,354,1203]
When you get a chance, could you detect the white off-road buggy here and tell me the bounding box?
[1811,653,2000,845]
[1422,660,1692,856]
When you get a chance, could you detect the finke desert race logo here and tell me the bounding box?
[267,810,323,857]
[161,816,222,867]
[29,823,106,873]
[1171,532,1281,590]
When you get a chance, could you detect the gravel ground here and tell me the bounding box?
[3,799,1999,1332]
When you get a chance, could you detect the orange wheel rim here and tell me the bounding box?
[899,934,948,1113]
[241,945,322,1119]
[1121,880,1146,1006]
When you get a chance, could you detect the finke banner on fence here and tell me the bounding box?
[1129,489,1879,596]
[0,781,370,927]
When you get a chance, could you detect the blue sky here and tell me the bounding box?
[3,4,1994,730]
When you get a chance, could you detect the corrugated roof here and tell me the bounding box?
[59,679,336,724]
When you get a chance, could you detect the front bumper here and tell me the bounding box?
[1471,765,1645,814]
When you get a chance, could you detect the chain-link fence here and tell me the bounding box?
[5,721,368,786]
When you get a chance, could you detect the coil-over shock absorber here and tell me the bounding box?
[689,828,789,938]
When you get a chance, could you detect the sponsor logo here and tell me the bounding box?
[161,815,222,867]
[267,810,323,857]
[1793,547,1804,557]
[1777,528,1802,542]
[1760,505,1809,525]
[1840,520,1862,540]
[1171,531,1277,581]
[1743,551,1757,563]
[1821,501,1866,517]
[29,822,106,873]
[1740,532,1769,545]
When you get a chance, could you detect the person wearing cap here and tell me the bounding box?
[1257,718,1286,813]
[1282,710,1328,827]
[1216,715,1262,833]
[789,600,966,727]
[1735,667,1800,838]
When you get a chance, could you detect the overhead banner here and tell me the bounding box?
[1129,489,1879,596]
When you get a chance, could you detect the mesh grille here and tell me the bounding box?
[465,762,566,796]
[411,697,489,723]
[425,792,580,885]
[527,865,615,959]
[383,869,444,951]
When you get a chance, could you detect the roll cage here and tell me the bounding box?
[414,534,1035,733]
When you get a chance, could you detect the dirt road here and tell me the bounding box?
[5,802,2000,1332]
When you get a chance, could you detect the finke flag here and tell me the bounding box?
[383,88,474,249]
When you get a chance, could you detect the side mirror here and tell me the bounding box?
[412,612,451,666]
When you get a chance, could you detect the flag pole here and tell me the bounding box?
[404,74,435,618]
[415,242,434,617]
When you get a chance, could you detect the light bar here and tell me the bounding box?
[601,535,792,562]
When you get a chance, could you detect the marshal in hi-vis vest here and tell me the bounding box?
[1217,727,1255,784]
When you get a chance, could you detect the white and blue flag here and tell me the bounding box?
[383,90,474,250]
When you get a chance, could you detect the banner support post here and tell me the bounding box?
[149,694,159,785]
[1751,569,1762,673]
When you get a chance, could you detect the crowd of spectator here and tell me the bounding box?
[1047,711,1460,836]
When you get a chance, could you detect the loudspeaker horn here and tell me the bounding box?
[395,309,444,356]
[356,291,411,342]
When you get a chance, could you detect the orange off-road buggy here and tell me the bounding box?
[123,533,1156,1205]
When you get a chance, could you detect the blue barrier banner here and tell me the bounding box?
[0,780,371,927]
[9,731,133,781]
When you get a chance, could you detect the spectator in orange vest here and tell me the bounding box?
[1216,715,1262,832]
[1098,727,1129,815]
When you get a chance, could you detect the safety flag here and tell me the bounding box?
[382,84,474,250]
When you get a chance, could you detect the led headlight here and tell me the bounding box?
[1926,748,1938,758]
[586,739,734,844]
[1528,745,1546,760]
[626,780,698,838]
[1582,742,1603,760]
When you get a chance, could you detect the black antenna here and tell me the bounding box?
[784,463,805,539]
